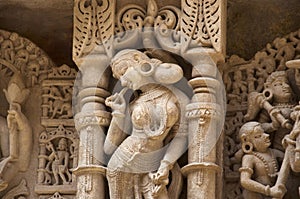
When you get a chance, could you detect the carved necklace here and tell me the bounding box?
[252,149,278,178]
[137,85,168,102]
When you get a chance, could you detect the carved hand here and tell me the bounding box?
[151,162,170,185]
[7,108,28,131]
[270,184,286,198]
[105,92,126,114]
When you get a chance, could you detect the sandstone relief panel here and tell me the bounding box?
[223,29,300,199]
[0,29,78,199]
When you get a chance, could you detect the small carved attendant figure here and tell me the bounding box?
[104,49,188,199]
[239,122,285,199]
[245,71,296,151]
[47,138,71,185]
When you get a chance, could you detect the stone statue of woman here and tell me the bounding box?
[104,49,189,198]
[0,72,32,191]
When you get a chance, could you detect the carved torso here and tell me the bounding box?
[107,86,180,173]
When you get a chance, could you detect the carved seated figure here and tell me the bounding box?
[239,122,285,199]
[104,49,189,198]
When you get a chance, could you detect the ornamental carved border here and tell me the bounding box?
[73,0,226,61]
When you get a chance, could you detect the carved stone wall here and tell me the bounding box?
[223,29,300,199]
[0,29,78,199]
[0,0,299,199]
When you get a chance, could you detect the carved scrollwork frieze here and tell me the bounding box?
[73,0,116,59]
[73,0,225,62]
[181,0,225,53]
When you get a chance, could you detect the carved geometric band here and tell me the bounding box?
[186,103,221,119]
[74,111,111,130]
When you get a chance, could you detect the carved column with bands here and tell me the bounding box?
[72,0,115,198]
[180,0,226,198]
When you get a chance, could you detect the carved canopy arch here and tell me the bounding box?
[0,29,56,116]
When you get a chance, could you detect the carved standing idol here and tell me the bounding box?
[104,49,189,198]
[0,72,32,191]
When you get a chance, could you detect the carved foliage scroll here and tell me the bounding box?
[181,0,224,52]
[73,0,225,62]
[73,0,116,59]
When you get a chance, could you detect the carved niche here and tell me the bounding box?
[222,29,300,199]
[36,64,78,198]
[0,28,79,199]
[0,29,56,199]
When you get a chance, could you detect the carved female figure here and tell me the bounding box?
[239,122,285,199]
[246,71,295,151]
[0,72,32,191]
[244,71,300,197]
[104,49,188,199]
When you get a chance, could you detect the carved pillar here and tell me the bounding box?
[73,57,111,199]
[72,0,115,198]
[180,0,226,198]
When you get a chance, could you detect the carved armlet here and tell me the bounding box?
[239,167,254,175]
